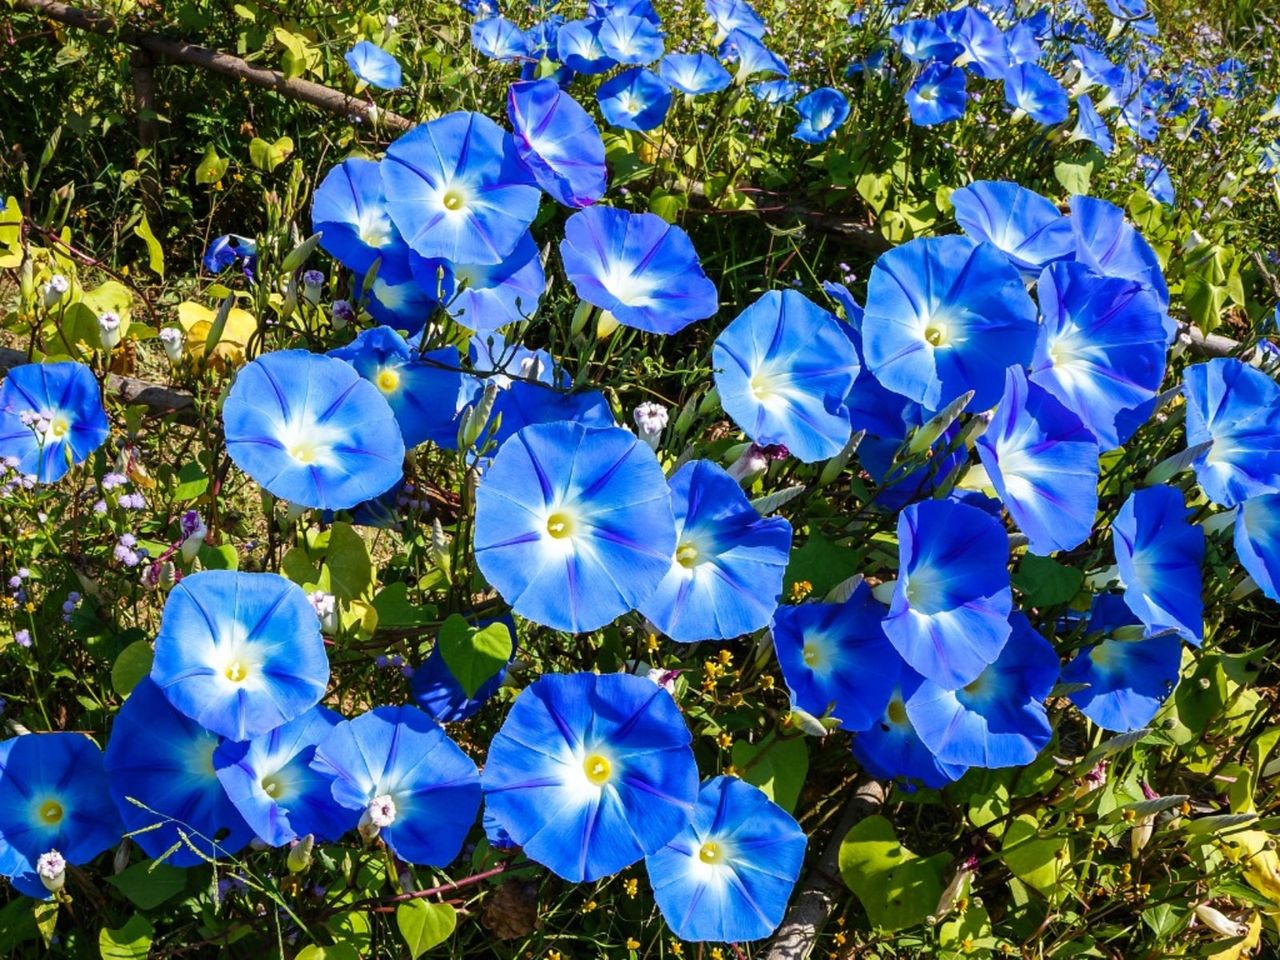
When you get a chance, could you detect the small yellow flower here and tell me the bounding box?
[23,602,35,613]
[710,950,724,960]
[790,579,813,602]
[646,633,659,652]
[834,931,847,946]
[717,732,733,750]
[623,877,638,898]
[724,764,738,777]
[717,649,732,665]
[669,941,683,957]
[761,675,775,690]
[582,899,597,912]
[626,939,640,951]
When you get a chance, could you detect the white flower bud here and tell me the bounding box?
[308,590,338,634]
[1194,903,1248,939]
[37,849,66,893]
[98,311,123,350]
[159,327,186,363]
[42,274,70,308]
[359,794,397,840]
[632,402,669,450]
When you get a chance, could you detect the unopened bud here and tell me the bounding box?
[98,311,123,349]
[36,849,66,893]
[1194,903,1248,938]
[287,834,315,874]
[159,327,186,363]
[632,402,669,450]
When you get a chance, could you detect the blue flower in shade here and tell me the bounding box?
[771,582,900,731]
[330,328,474,450]
[431,234,547,332]
[597,13,664,64]
[884,498,1013,690]
[660,53,732,95]
[0,733,121,896]
[860,417,969,512]
[890,19,963,63]
[637,460,791,642]
[1183,359,1280,508]
[473,422,675,633]
[223,350,405,510]
[792,87,850,143]
[1029,262,1167,451]
[706,0,767,41]
[382,111,541,266]
[598,67,672,130]
[1062,595,1181,731]
[1070,94,1114,154]
[524,16,565,64]
[1141,156,1175,205]
[365,274,442,335]
[202,234,257,275]
[950,180,1074,278]
[486,381,614,449]
[1069,196,1170,312]
[482,672,698,882]
[151,571,329,742]
[852,664,967,789]
[713,290,860,463]
[213,707,356,846]
[508,79,607,209]
[412,618,517,723]
[312,706,481,866]
[862,235,1038,413]
[1072,45,1122,93]
[646,776,805,942]
[1005,22,1042,64]
[557,19,615,74]
[719,29,789,80]
[906,62,967,125]
[906,613,1057,768]
[938,8,1007,79]
[311,158,414,285]
[752,79,802,104]
[591,0,661,24]
[104,678,254,867]
[0,362,109,483]
[977,367,1100,555]
[471,17,531,62]
[1004,63,1069,124]
[344,41,402,90]
[1235,494,1280,602]
[1113,485,1204,644]
[560,205,718,335]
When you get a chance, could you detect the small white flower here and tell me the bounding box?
[386,13,399,27]
[42,274,70,308]
[308,590,338,633]
[358,794,397,839]
[159,327,186,363]
[632,402,669,450]
[98,311,123,350]
[36,849,66,893]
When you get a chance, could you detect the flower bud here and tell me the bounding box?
[1194,903,1248,939]
[308,590,338,634]
[98,311,123,350]
[302,270,324,306]
[632,402,669,451]
[36,849,66,893]
[287,834,315,874]
[180,510,207,564]
[159,327,186,363]
[42,274,70,308]
[331,299,355,331]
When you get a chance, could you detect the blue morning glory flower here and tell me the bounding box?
[482,671,698,882]
[646,776,806,942]
[1062,595,1181,731]
[508,79,607,209]
[1183,359,1280,508]
[344,41,402,90]
[719,29,789,80]
[365,274,442,335]
[471,17,531,62]
[151,571,329,742]
[792,87,850,143]
[432,232,547,332]
[0,361,109,483]
[1029,262,1167,451]
[905,613,1058,768]
[861,235,1038,413]
[1140,156,1175,205]
[312,706,481,866]
[485,380,615,449]
[1234,494,1280,602]
[223,349,405,510]
[949,180,1074,278]
[597,13,664,64]
[591,0,661,24]
[411,618,517,724]
[382,111,541,266]
[1004,22,1042,64]
[1004,63,1070,124]
[557,19,616,74]
[637,460,792,642]
[1071,45,1122,94]
[938,8,1007,78]
[705,0,767,41]
[104,678,254,867]
[597,67,672,131]
[977,367,1100,555]
[852,664,967,789]
[0,733,121,894]
[213,706,356,846]
[752,79,802,104]
[713,290,860,463]
[1069,195,1170,312]
[312,158,414,285]
[772,582,900,731]
[1070,94,1114,154]
[330,327,474,450]
[890,19,963,63]
[202,234,257,275]
[560,205,718,335]
[884,498,1013,690]
[1113,485,1204,645]
[905,62,968,125]
[660,53,732,95]
[473,422,676,633]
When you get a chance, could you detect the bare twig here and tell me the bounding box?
[12,0,413,132]
[762,775,888,960]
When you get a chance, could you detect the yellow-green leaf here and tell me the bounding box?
[396,901,457,959]
[133,212,164,280]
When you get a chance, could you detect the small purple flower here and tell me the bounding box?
[15,629,32,648]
